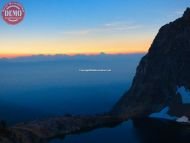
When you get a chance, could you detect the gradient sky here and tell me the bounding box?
[0,0,189,57]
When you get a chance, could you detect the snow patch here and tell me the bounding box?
[149,107,177,120]
[176,86,190,104]
[176,116,190,123]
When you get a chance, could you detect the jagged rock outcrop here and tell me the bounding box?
[112,8,190,118]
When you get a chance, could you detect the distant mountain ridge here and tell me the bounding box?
[0,53,144,62]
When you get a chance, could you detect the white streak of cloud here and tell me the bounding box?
[62,21,142,36]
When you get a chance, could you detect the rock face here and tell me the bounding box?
[112,8,190,118]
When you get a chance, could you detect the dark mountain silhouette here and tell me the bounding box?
[112,8,190,118]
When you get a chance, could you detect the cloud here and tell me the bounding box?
[62,21,142,36]
[104,21,142,31]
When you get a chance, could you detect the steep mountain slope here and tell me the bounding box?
[112,8,190,118]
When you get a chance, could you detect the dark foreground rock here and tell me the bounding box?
[0,115,122,143]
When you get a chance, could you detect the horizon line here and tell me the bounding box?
[0,52,146,59]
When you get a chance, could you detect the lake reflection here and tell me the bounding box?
[50,121,140,143]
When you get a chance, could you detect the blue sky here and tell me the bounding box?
[0,0,189,57]
[1,0,187,31]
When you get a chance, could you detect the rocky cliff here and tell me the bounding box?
[112,8,190,118]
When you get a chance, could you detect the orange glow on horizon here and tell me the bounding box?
[0,34,152,58]
[0,51,146,58]
[0,54,33,58]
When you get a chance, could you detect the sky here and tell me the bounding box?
[0,0,189,58]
